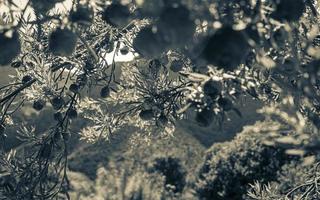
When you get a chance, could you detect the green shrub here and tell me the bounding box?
[196,121,291,200]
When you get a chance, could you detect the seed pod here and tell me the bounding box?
[271,0,305,22]
[33,99,46,111]
[218,97,233,111]
[100,86,110,98]
[69,83,80,93]
[53,112,63,122]
[22,75,32,84]
[139,109,154,120]
[133,26,167,59]
[201,27,249,71]
[156,5,195,48]
[136,0,165,17]
[0,30,21,66]
[70,4,94,26]
[120,46,129,55]
[51,96,65,110]
[49,28,77,57]
[203,80,221,99]
[102,3,131,28]
[170,60,184,73]
[31,0,63,13]
[11,61,23,68]
[67,108,78,119]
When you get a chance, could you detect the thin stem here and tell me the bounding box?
[0,79,36,105]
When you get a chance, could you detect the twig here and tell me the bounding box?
[0,79,36,105]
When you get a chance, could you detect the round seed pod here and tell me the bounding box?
[100,86,110,98]
[102,3,131,28]
[33,99,46,111]
[53,112,63,122]
[11,61,23,68]
[170,60,184,73]
[69,83,80,93]
[139,109,154,120]
[203,80,221,99]
[67,108,78,119]
[201,27,249,71]
[156,5,195,48]
[49,28,77,57]
[133,26,167,58]
[271,0,305,22]
[120,46,129,55]
[218,97,233,111]
[70,4,94,26]
[22,75,33,84]
[135,0,165,17]
[51,96,65,110]
[31,0,64,13]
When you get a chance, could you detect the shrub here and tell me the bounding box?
[69,163,167,200]
[247,161,318,199]
[196,121,291,200]
[149,157,187,193]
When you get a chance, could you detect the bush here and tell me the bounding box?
[68,163,167,200]
[276,160,313,195]
[149,157,186,193]
[247,161,317,199]
[196,121,291,200]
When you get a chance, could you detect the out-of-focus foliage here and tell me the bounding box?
[148,156,187,193]
[0,0,320,199]
[67,158,189,200]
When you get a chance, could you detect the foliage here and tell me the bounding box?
[148,156,186,193]
[0,0,320,199]
[247,161,320,200]
[247,181,282,200]
[67,160,185,200]
[195,121,292,200]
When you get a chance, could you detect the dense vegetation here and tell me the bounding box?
[1,0,320,199]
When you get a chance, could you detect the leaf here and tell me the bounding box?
[302,155,316,166]
[285,149,305,156]
[180,72,209,82]
[275,136,299,145]
[259,56,276,69]
[262,140,275,146]
[307,47,320,59]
